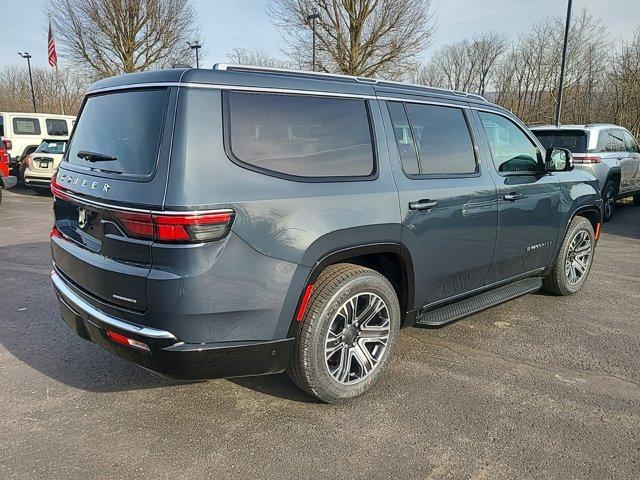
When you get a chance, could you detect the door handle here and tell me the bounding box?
[409,199,438,211]
[503,192,524,202]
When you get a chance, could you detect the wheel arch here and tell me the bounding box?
[604,167,621,193]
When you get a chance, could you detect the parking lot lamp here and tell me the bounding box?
[306,8,320,71]
[18,52,37,113]
[555,0,573,126]
[188,41,202,68]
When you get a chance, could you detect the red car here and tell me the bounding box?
[0,143,17,205]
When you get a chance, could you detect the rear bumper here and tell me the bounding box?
[52,269,294,380]
[24,168,53,185]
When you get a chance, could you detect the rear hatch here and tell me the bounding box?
[51,86,176,312]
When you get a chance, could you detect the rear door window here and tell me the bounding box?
[13,117,41,135]
[386,102,420,175]
[66,89,168,177]
[622,131,639,153]
[532,130,587,153]
[609,130,626,152]
[225,91,375,179]
[46,118,69,136]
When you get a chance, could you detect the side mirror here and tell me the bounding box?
[545,147,573,172]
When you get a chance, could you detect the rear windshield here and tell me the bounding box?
[532,130,587,153]
[36,140,67,154]
[66,89,167,176]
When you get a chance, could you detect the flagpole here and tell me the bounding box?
[55,64,64,115]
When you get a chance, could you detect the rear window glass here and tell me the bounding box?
[13,117,41,135]
[46,118,69,136]
[36,140,67,154]
[532,130,587,153]
[226,91,375,178]
[67,89,167,176]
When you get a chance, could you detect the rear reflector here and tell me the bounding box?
[295,284,315,321]
[595,222,602,240]
[49,226,63,239]
[111,210,234,243]
[105,330,150,351]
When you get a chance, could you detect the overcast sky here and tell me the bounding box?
[1,0,638,70]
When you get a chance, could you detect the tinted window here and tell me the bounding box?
[404,103,476,174]
[36,140,67,154]
[13,117,41,135]
[622,131,639,153]
[387,102,419,175]
[533,130,587,153]
[67,89,167,176]
[479,112,540,173]
[226,92,374,178]
[46,118,69,136]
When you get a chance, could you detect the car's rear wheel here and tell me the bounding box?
[543,216,595,296]
[602,179,618,222]
[287,263,400,403]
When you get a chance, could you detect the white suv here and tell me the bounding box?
[531,124,640,221]
[0,112,75,177]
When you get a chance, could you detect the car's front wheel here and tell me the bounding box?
[543,216,595,296]
[602,179,618,222]
[287,263,400,403]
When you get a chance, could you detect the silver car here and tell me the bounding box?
[531,124,640,221]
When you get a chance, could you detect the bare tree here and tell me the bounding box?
[0,65,87,115]
[268,0,435,79]
[417,32,507,95]
[226,47,290,68]
[606,28,640,137]
[46,0,199,79]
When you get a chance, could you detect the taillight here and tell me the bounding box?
[0,148,9,165]
[2,139,11,150]
[111,210,234,243]
[573,155,602,164]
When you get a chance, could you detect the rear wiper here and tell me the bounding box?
[77,150,117,162]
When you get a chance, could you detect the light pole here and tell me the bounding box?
[555,0,573,126]
[188,41,202,68]
[18,52,37,112]
[306,8,320,71]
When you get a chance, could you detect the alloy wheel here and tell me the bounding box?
[324,292,390,385]
[564,229,592,285]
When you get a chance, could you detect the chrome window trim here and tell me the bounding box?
[52,269,177,340]
[87,81,376,100]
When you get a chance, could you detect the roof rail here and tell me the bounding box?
[212,63,488,102]
[584,123,616,127]
[213,63,378,84]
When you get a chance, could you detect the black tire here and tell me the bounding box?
[543,216,595,296]
[287,263,401,404]
[602,179,618,222]
[633,194,640,206]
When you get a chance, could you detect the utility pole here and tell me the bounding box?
[18,52,37,112]
[188,41,202,68]
[555,0,573,126]
[307,8,320,71]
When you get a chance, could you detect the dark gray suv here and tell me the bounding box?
[50,65,603,403]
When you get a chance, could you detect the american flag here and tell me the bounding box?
[48,21,57,68]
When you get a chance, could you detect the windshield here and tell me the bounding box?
[66,88,168,176]
[532,130,587,153]
[36,140,67,154]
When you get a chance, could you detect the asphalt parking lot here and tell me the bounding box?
[1,187,639,480]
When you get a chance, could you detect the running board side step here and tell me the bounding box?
[416,277,543,327]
